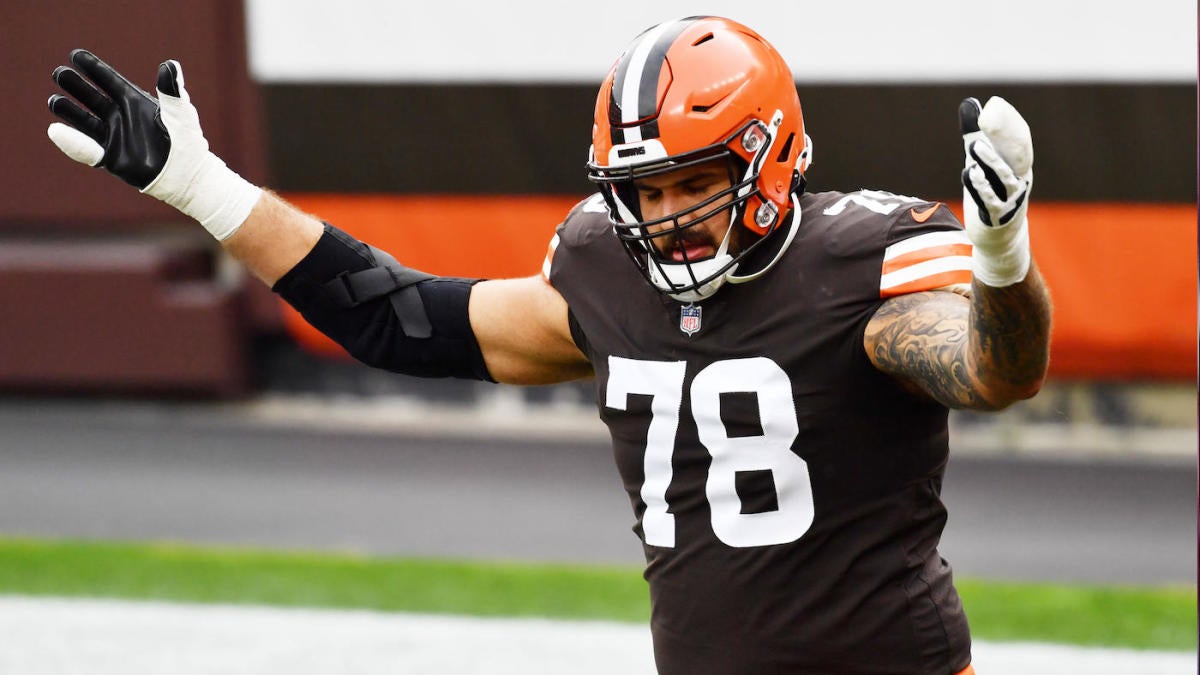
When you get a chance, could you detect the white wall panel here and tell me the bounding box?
[246,0,1196,82]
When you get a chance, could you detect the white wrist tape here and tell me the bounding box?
[964,206,1030,287]
[961,96,1034,288]
[138,63,262,241]
[143,151,262,241]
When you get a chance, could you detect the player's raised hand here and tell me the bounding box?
[47,50,260,240]
[958,96,1034,287]
[959,96,1033,229]
[48,49,174,188]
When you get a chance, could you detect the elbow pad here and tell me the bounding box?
[272,223,494,382]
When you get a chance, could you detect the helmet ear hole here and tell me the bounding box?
[775,133,795,163]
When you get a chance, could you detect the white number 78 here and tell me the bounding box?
[606,356,815,549]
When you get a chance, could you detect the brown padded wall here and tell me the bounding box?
[0,236,250,395]
[262,83,1196,202]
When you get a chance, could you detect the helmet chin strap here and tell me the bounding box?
[648,193,802,303]
[727,193,802,285]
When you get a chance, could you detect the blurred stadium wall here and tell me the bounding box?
[3,1,269,396]
[1,1,1195,404]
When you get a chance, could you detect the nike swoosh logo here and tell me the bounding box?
[910,204,941,223]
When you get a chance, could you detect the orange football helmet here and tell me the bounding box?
[587,16,812,301]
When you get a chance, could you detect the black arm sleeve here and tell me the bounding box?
[271,223,494,382]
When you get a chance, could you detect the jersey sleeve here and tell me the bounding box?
[540,231,561,282]
[878,202,973,298]
[539,193,614,357]
[540,192,609,284]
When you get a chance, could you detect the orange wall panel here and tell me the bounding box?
[1026,203,1195,380]
[279,195,1197,380]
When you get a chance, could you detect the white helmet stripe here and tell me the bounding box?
[611,18,698,145]
[619,22,677,127]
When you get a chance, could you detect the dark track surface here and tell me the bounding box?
[0,402,1192,585]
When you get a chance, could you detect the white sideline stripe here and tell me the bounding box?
[880,255,973,290]
[0,596,1192,675]
[231,394,1198,459]
[883,229,972,260]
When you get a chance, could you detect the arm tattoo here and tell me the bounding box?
[865,266,1053,410]
[970,265,1053,401]
[865,291,993,409]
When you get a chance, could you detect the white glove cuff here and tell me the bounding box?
[142,151,262,241]
[968,213,1030,288]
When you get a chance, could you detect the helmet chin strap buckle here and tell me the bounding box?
[728,194,803,286]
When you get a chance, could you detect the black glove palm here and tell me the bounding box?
[48,49,176,189]
[47,50,262,240]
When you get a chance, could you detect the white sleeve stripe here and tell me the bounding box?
[880,255,973,290]
[883,230,971,261]
[541,233,560,279]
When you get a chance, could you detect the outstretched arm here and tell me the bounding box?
[227,194,591,384]
[46,50,590,386]
[864,97,1052,410]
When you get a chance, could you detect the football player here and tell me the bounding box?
[47,16,1050,674]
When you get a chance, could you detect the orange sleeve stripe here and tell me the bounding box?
[880,269,973,298]
[881,243,973,276]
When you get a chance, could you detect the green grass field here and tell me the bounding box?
[0,537,1193,651]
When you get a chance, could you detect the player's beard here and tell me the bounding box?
[656,220,739,263]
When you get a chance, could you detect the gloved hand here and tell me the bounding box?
[47,49,261,240]
[958,96,1033,287]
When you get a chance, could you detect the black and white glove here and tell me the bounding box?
[47,49,261,240]
[959,96,1033,287]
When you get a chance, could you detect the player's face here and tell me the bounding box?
[634,160,737,262]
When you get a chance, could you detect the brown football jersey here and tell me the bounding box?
[547,189,974,675]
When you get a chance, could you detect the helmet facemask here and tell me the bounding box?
[590,116,786,303]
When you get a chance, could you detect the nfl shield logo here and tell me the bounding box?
[679,304,702,336]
